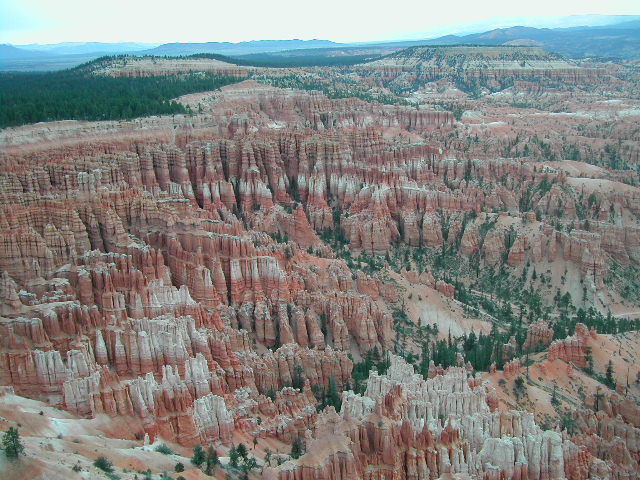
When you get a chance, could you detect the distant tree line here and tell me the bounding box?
[0,70,241,128]
[182,52,382,68]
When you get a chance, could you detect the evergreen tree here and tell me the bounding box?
[240,457,258,479]
[274,320,281,349]
[551,384,560,407]
[584,347,594,374]
[326,377,341,411]
[205,446,219,475]
[191,444,206,467]
[464,331,477,352]
[605,360,616,389]
[419,342,430,379]
[266,387,276,401]
[290,437,304,459]
[292,364,305,390]
[229,445,240,468]
[594,386,605,411]
[560,413,577,435]
[311,383,326,404]
[236,443,248,460]
[2,427,24,458]
[433,339,456,368]
[0,70,241,128]
[493,337,505,370]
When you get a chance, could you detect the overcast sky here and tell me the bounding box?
[2,0,639,45]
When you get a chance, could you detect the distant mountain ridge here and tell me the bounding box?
[16,42,158,55]
[140,39,339,56]
[1,17,639,71]
[411,21,640,58]
[0,44,49,60]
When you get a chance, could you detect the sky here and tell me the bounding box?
[1,0,639,45]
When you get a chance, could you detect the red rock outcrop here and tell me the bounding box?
[547,323,593,368]
[524,320,554,352]
[503,359,521,378]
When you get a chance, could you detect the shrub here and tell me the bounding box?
[513,376,527,401]
[175,462,184,472]
[155,443,175,455]
[94,456,114,473]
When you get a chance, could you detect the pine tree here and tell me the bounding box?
[205,446,219,475]
[464,331,476,352]
[326,377,341,411]
[229,445,240,467]
[191,444,206,467]
[292,364,305,390]
[494,340,505,370]
[419,342,430,379]
[236,443,248,460]
[550,384,560,407]
[266,387,276,401]
[240,457,258,478]
[274,320,281,349]
[605,360,616,389]
[290,437,304,459]
[2,427,24,458]
[584,346,594,374]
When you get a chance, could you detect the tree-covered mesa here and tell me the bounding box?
[0,70,241,128]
